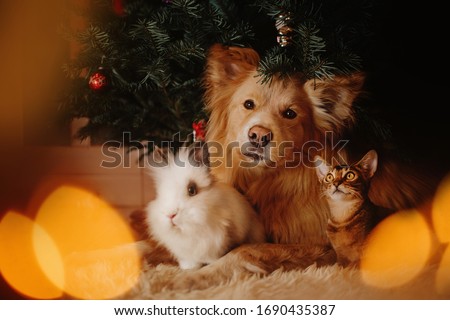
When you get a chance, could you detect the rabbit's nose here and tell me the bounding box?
[168,213,177,220]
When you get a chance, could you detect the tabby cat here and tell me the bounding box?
[315,150,392,266]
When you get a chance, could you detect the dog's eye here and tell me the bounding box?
[187,182,197,197]
[243,99,255,110]
[282,108,297,119]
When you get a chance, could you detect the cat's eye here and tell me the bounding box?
[282,108,297,119]
[325,173,334,182]
[187,183,197,196]
[345,171,356,181]
[243,99,255,110]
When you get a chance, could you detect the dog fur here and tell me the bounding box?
[204,44,365,246]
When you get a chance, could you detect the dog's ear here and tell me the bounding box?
[205,44,260,87]
[304,72,365,133]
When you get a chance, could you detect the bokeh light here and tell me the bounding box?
[32,218,65,293]
[432,173,450,295]
[432,174,450,243]
[360,209,434,288]
[0,211,63,299]
[435,245,450,295]
[34,185,141,299]
[0,185,142,299]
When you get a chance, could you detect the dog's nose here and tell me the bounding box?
[248,126,273,147]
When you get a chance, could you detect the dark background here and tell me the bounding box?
[363,1,449,176]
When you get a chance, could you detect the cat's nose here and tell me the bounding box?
[248,126,273,147]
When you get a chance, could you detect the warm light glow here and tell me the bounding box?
[0,185,142,300]
[360,209,434,288]
[432,174,450,243]
[435,245,450,295]
[0,211,63,299]
[34,185,141,299]
[32,220,65,291]
[431,174,450,296]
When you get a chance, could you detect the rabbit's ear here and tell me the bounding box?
[148,146,170,167]
[189,142,210,167]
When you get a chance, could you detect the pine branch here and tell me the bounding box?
[129,19,171,54]
[170,0,204,19]
[163,40,205,64]
[59,0,380,144]
[257,47,295,84]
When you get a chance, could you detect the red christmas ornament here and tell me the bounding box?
[89,68,108,91]
[112,0,125,16]
[192,120,207,142]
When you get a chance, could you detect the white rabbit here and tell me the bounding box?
[145,143,266,270]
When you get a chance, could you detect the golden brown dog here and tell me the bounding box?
[204,44,367,248]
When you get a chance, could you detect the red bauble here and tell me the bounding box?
[112,0,125,16]
[192,119,207,142]
[89,68,108,91]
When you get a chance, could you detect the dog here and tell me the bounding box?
[204,44,368,247]
[140,44,434,286]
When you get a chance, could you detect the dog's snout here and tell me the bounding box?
[248,126,273,147]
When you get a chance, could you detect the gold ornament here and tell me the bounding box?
[275,12,293,47]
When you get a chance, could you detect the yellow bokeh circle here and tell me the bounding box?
[0,211,63,299]
[34,185,141,299]
[361,209,433,288]
[432,174,450,243]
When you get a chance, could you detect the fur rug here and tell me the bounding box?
[123,263,445,300]
[67,246,448,300]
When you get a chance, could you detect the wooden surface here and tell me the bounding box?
[0,146,154,219]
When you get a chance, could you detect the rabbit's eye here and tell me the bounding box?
[187,182,197,196]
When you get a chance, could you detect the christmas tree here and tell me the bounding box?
[60,0,378,145]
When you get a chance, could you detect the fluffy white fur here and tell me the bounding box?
[145,146,265,269]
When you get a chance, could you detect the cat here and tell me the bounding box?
[315,150,393,266]
[145,144,265,270]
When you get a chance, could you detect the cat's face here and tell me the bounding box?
[320,166,367,201]
[315,150,378,203]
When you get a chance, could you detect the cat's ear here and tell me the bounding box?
[205,44,260,87]
[356,149,378,178]
[304,72,365,133]
[314,155,331,181]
